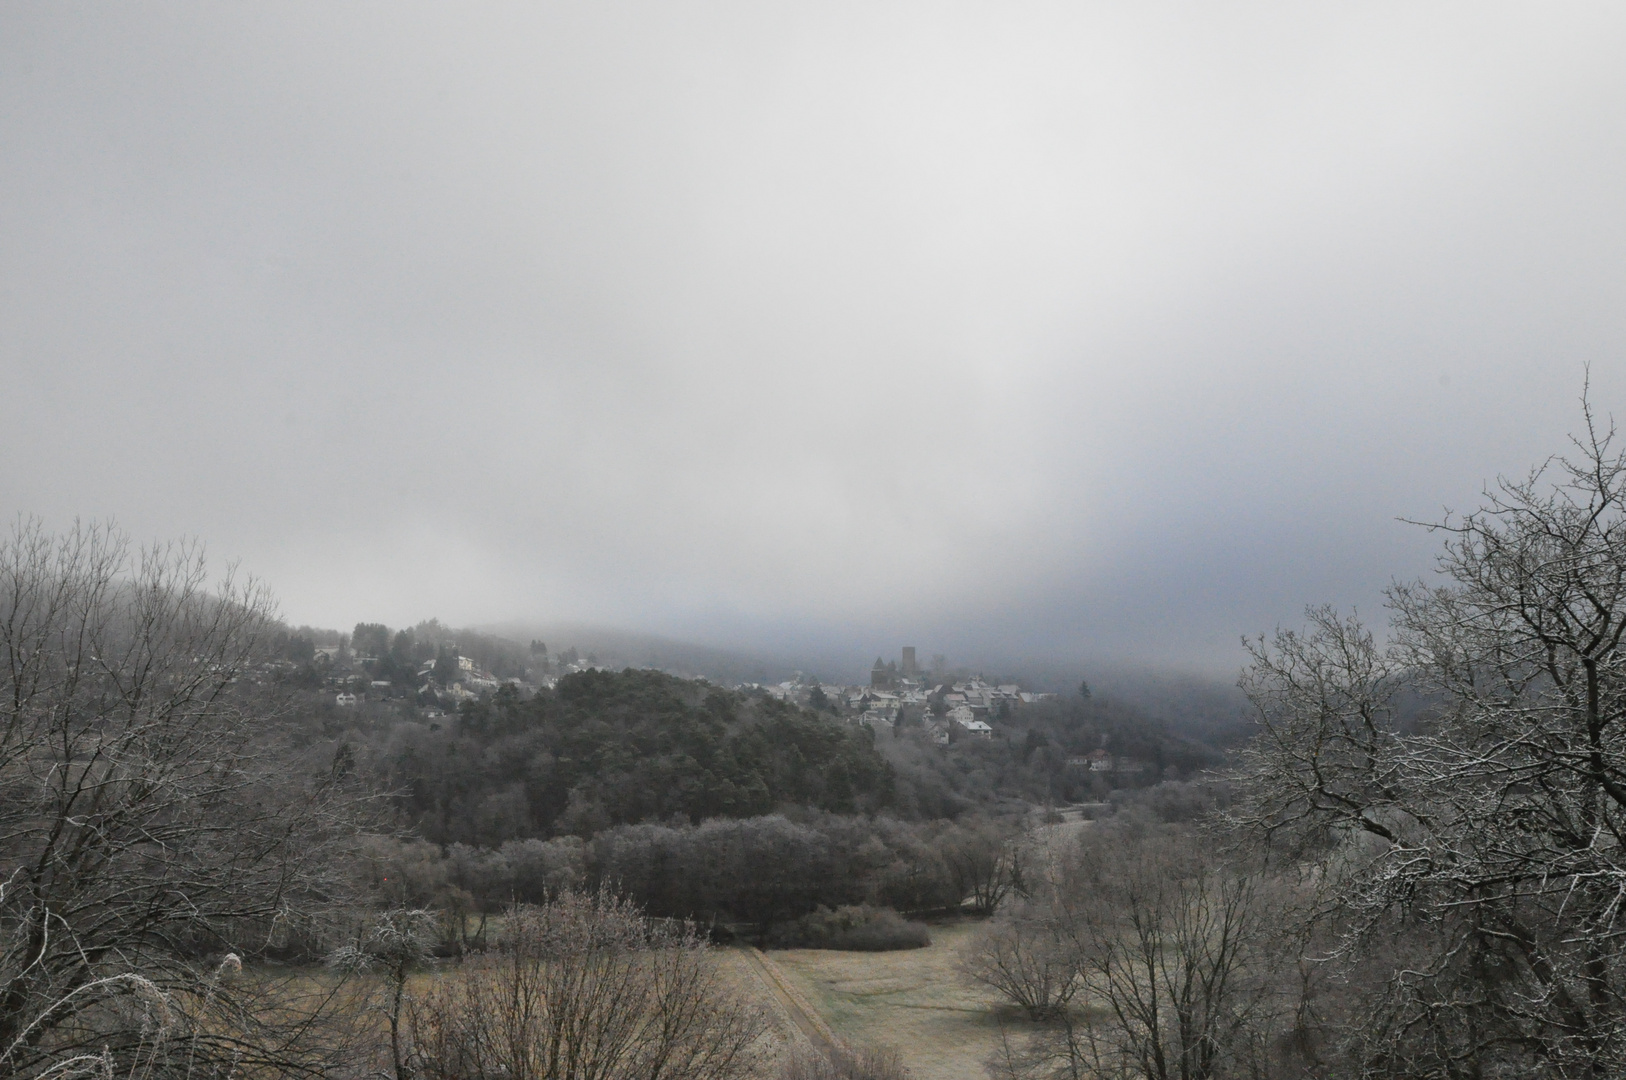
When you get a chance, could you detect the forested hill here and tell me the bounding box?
[375,669,895,846]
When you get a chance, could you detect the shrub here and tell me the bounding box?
[768,905,931,951]
[1107,779,1232,823]
[958,901,1078,1020]
[403,889,766,1080]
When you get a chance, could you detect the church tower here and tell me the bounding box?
[871,657,890,689]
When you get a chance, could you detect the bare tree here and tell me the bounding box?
[943,820,1025,916]
[0,520,372,1077]
[959,900,1079,1020]
[403,888,766,1080]
[1236,392,1626,1077]
[330,909,438,1080]
[980,822,1285,1080]
[1057,828,1280,1080]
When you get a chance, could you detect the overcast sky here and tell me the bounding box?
[4,3,1625,675]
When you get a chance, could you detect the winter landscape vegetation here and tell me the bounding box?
[12,413,1626,1078]
[7,5,1626,1078]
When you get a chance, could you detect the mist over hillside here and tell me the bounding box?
[10,3,1626,1075]
[480,621,807,686]
[479,620,1252,748]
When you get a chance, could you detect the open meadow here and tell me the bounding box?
[766,920,1033,1080]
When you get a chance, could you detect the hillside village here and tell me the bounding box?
[271,624,1174,786]
[752,647,1057,746]
[306,634,1060,741]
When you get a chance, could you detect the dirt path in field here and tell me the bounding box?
[736,945,841,1055]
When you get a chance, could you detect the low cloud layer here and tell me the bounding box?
[5,2,1625,674]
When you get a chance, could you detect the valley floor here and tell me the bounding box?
[761,920,1025,1080]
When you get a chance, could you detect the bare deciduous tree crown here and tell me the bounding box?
[0,520,372,1078]
[1236,389,1626,1076]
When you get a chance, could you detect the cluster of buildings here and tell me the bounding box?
[310,635,1061,753]
[757,647,1055,744]
[312,646,542,711]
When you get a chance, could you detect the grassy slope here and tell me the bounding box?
[768,921,1035,1080]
